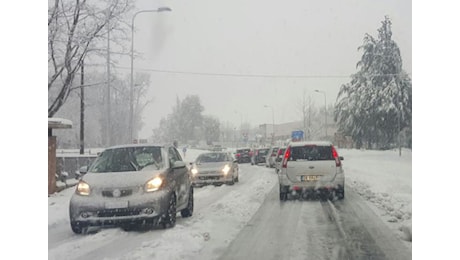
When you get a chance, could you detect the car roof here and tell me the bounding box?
[200,151,229,155]
[288,141,332,147]
[105,143,167,149]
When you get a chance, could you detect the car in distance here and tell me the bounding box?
[278,141,344,201]
[235,148,252,163]
[265,146,279,168]
[274,147,286,173]
[251,148,270,165]
[211,144,223,151]
[190,152,239,186]
[69,144,194,234]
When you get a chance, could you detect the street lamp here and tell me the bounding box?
[234,110,243,147]
[264,105,275,144]
[314,90,327,139]
[130,7,172,143]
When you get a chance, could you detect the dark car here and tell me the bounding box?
[251,148,270,165]
[235,148,252,163]
[69,144,194,234]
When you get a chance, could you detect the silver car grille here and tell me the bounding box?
[101,189,133,198]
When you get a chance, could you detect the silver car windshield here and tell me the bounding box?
[196,153,227,163]
[88,147,164,172]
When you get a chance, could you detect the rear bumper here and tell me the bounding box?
[278,172,344,191]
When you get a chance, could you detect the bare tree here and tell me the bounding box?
[48,0,133,117]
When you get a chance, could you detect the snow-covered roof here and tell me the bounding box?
[48,117,73,129]
[288,140,333,146]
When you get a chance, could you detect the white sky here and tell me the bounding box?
[122,0,412,137]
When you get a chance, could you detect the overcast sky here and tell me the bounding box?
[124,0,412,137]
[109,0,411,138]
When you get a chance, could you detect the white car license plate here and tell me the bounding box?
[300,175,318,182]
[105,201,128,209]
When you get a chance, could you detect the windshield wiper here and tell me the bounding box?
[130,161,139,171]
[139,161,160,170]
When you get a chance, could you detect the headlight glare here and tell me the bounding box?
[76,181,90,196]
[145,176,163,192]
[191,168,198,175]
[222,164,231,175]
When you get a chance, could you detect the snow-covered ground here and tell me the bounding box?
[340,149,412,244]
[48,147,411,259]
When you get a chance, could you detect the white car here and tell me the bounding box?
[274,147,286,173]
[278,141,344,201]
[265,146,279,168]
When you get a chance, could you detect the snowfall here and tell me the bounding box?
[46,147,413,259]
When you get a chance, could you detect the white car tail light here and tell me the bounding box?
[331,145,341,167]
[282,146,291,169]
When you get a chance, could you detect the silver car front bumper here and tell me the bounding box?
[69,189,170,225]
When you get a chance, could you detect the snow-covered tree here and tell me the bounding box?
[202,116,221,144]
[334,16,412,149]
[156,95,205,144]
[48,0,133,117]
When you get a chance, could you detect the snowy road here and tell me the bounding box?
[219,183,411,260]
[48,148,412,260]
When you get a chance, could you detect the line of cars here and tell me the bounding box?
[69,141,345,234]
[69,143,241,234]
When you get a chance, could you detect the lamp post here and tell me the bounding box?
[264,105,275,145]
[314,90,327,139]
[129,7,171,143]
[234,110,243,147]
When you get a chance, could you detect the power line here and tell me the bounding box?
[84,63,411,79]
[85,64,351,78]
[119,67,352,79]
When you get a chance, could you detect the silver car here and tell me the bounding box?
[278,141,344,201]
[69,144,194,234]
[265,146,279,168]
[190,152,239,186]
[274,147,286,173]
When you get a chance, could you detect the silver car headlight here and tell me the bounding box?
[222,164,231,175]
[145,176,163,192]
[191,168,198,175]
[76,181,91,196]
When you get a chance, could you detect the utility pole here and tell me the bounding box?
[80,61,85,155]
[397,79,402,157]
[106,9,111,147]
[314,90,327,139]
[264,105,275,145]
[308,95,312,140]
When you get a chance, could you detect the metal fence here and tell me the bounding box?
[56,155,97,180]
